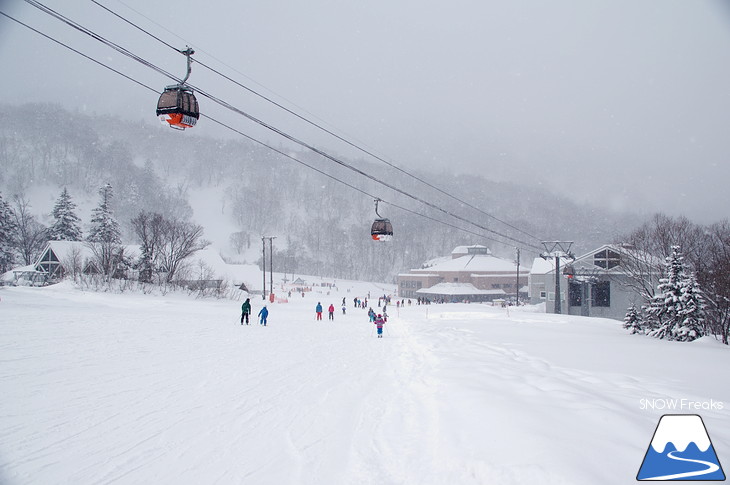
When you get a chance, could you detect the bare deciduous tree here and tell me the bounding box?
[131,211,165,283]
[11,194,48,265]
[157,218,210,283]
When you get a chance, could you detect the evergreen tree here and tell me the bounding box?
[674,273,706,342]
[88,184,121,245]
[0,193,18,273]
[646,246,706,341]
[87,184,122,277]
[623,304,644,334]
[48,188,83,241]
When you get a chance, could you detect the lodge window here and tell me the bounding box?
[591,281,611,307]
[593,249,621,269]
[569,282,582,307]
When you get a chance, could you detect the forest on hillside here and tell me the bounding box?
[0,103,643,282]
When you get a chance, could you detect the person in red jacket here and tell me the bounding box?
[328,303,335,320]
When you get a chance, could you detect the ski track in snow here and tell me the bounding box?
[1,284,728,485]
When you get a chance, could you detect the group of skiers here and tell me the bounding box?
[239,296,387,337]
[315,302,337,321]
[240,298,268,326]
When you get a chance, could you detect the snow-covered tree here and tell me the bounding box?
[48,187,83,241]
[623,304,644,334]
[0,193,18,273]
[646,246,706,342]
[87,184,122,277]
[674,273,706,341]
[88,184,121,245]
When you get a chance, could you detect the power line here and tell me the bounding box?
[5,2,545,252]
[0,9,520,250]
[89,0,544,243]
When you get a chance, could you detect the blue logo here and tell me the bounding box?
[637,414,725,481]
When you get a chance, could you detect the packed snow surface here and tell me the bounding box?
[1,281,728,484]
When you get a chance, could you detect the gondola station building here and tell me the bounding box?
[397,245,529,302]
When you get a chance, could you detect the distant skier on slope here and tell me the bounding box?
[328,303,335,321]
[374,314,385,338]
[258,305,269,326]
[241,298,251,325]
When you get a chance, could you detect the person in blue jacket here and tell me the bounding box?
[315,302,323,321]
[258,305,269,326]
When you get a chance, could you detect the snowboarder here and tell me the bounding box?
[374,314,385,338]
[241,298,251,325]
[316,302,323,321]
[328,303,335,320]
[258,305,269,326]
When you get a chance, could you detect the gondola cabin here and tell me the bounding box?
[371,218,393,241]
[156,85,199,130]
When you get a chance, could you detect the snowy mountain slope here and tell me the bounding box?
[1,283,728,484]
[0,103,645,281]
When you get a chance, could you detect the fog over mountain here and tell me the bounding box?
[1,0,729,226]
[1,103,645,281]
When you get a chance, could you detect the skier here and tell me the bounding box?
[328,303,335,320]
[241,298,251,325]
[374,313,385,338]
[315,302,323,321]
[258,305,269,326]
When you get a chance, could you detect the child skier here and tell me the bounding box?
[258,305,269,326]
[374,314,385,338]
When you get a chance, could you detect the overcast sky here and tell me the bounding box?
[2,0,730,223]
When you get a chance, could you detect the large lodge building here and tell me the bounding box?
[397,245,528,302]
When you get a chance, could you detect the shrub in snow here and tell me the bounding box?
[623,304,644,334]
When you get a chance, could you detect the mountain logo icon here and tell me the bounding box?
[637,414,726,481]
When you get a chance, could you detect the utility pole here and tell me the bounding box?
[269,236,276,301]
[262,236,277,302]
[540,241,575,315]
[261,237,267,300]
[515,248,520,306]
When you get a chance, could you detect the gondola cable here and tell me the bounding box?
[3,4,545,253]
[88,0,544,243]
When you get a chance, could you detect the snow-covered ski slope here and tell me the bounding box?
[1,281,728,485]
